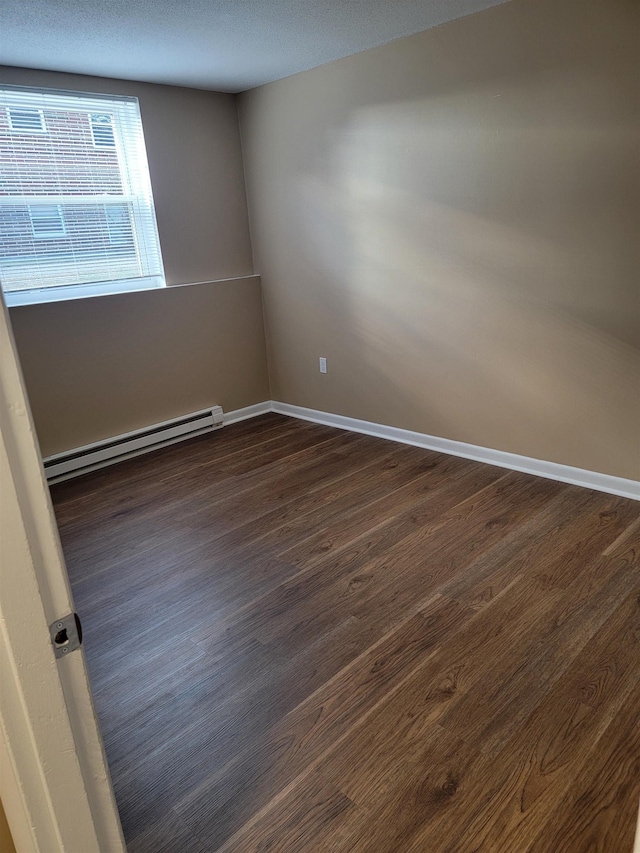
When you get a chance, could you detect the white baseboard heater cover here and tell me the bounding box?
[43,405,224,483]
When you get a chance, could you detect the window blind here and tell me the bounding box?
[0,85,165,302]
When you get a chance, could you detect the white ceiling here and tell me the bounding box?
[0,0,508,94]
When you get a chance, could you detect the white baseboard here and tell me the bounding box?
[223,401,273,425]
[46,398,640,501]
[271,401,640,502]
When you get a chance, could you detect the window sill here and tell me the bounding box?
[3,276,166,308]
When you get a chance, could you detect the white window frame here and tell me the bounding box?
[7,275,166,305]
[7,107,47,133]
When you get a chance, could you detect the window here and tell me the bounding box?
[0,85,165,305]
[29,204,66,238]
[90,113,116,148]
[7,107,46,133]
[105,204,134,247]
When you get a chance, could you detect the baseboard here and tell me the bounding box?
[271,401,640,502]
[45,401,274,483]
[223,401,273,425]
[45,399,639,500]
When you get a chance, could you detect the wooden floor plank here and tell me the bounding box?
[50,415,640,852]
[440,486,629,608]
[438,559,639,756]
[52,413,303,515]
[404,586,640,852]
[58,426,365,570]
[173,597,474,849]
[528,680,640,853]
[215,770,358,853]
[125,810,209,853]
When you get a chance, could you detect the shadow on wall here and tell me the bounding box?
[281,68,639,480]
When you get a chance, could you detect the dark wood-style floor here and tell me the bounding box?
[51,414,640,853]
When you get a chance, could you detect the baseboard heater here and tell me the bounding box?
[43,405,224,484]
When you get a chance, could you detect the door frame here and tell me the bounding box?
[0,292,125,852]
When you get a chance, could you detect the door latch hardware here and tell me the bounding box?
[49,613,83,658]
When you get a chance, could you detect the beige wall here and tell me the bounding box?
[10,278,270,456]
[239,0,640,480]
[1,67,270,455]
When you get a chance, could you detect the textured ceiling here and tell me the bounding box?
[0,0,509,93]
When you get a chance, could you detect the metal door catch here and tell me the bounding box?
[50,613,83,658]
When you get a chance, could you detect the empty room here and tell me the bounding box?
[1,0,639,850]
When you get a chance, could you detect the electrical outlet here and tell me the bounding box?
[319,357,327,374]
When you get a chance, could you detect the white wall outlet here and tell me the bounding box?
[319,357,327,374]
